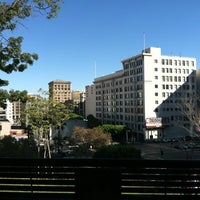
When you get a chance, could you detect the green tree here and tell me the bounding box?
[87,114,101,128]
[8,89,28,103]
[0,89,28,109]
[23,90,72,158]
[0,0,62,87]
[100,124,128,143]
[70,127,111,151]
[0,89,8,108]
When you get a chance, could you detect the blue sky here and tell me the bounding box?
[3,0,200,93]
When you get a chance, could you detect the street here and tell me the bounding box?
[134,142,200,160]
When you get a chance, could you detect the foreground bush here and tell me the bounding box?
[93,144,142,159]
[0,136,37,158]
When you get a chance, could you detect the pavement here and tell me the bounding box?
[134,142,200,160]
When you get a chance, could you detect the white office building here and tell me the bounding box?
[0,100,13,124]
[94,47,197,140]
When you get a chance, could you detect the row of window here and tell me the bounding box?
[96,84,144,95]
[161,75,195,82]
[124,59,143,70]
[160,59,195,67]
[124,67,143,76]
[96,73,194,92]
[161,68,192,74]
[96,76,143,89]
[155,91,192,98]
[124,58,195,70]
[97,113,190,127]
[96,112,144,121]
[154,67,193,74]
[156,84,194,90]
[96,93,143,101]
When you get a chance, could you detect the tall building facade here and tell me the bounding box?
[94,47,197,140]
[71,90,86,117]
[0,100,13,124]
[48,80,71,103]
[85,85,96,118]
[12,100,24,125]
[72,90,81,104]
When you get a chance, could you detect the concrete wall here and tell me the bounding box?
[0,120,11,138]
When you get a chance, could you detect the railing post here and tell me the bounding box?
[75,168,121,200]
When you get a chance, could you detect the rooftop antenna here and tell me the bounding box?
[94,61,96,78]
[143,32,146,51]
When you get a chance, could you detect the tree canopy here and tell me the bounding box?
[0,0,62,87]
[100,124,128,143]
[0,88,28,108]
[87,114,101,128]
[174,91,200,137]
[70,127,111,149]
[23,91,72,158]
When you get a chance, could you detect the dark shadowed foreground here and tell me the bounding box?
[0,158,200,199]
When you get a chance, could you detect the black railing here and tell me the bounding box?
[0,159,200,199]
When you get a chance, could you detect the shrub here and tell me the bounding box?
[93,144,142,159]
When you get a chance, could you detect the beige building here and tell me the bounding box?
[48,80,71,103]
[0,120,11,138]
[85,85,97,118]
[72,90,81,104]
[85,84,96,118]
[12,100,24,125]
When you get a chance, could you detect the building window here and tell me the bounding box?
[154,68,158,71]
[155,84,158,88]
[191,61,194,66]
[155,92,158,96]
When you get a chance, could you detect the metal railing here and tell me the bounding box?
[0,158,200,199]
